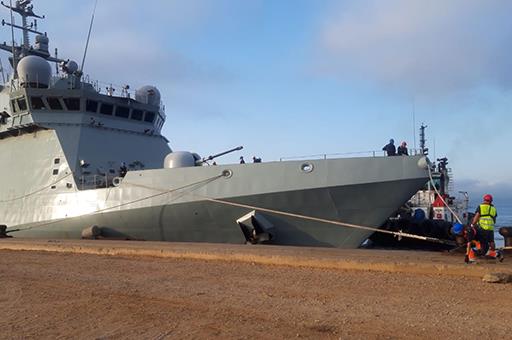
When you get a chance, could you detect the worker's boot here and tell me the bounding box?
[467,248,477,264]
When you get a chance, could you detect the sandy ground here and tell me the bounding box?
[1,240,512,339]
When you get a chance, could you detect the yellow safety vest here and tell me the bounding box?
[478,204,497,231]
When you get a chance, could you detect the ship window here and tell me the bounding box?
[17,97,27,111]
[144,111,156,123]
[47,97,63,110]
[54,158,60,164]
[64,98,81,111]
[115,106,130,118]
[100,103,113,115]
[131,109,143,121]
[86,100,98,113]
[11,99,18,113]
[52,169,59,175]
[30,97,46,110]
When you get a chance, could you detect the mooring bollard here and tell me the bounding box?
[498,227,512,250]
[0,224,8,238]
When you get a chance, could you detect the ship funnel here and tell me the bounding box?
[17,55,52,88]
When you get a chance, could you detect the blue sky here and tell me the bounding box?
[2,0,512,200]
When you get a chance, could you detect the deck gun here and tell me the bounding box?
[196,146,243,165]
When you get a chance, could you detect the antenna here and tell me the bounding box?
[79,0,98,75]
[9,0,16,77]
[412,97,416,150]
[0,58,5,83]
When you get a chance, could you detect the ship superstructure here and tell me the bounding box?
[0,1,430,248]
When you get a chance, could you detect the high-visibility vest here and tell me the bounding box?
[478,204,497,231]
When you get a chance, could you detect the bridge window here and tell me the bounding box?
[64,98,81,111]
[144,111,155,123]
[86,100,98,113]
[131,109,143,121]
[17,97,27,111]
[30,97,46,110]
[47,97,63,110]
[115,106,130,118]
[100,103,113,115]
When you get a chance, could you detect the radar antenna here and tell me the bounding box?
[79,0,98,76]
[419,123,428,155]
[0,0,65,78]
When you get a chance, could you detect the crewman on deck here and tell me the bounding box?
[382,139,396,156]
[471,194,498,258]
[397,141,408,155]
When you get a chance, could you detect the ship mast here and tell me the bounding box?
[0,0,63,76]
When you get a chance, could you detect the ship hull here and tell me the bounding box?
[6,155,428,248]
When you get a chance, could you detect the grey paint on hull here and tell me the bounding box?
[12,178,425,248]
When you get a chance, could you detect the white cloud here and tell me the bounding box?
[314,0,512,95]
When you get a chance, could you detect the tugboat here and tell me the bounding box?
[369,125,470,249]
[0,1,430,248]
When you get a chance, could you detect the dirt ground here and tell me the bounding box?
[1,242,511,339]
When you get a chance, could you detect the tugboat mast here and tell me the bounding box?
[419,123,428,155]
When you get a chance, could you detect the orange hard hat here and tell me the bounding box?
[483,194,493,202]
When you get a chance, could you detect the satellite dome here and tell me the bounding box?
[17,55,52,88]
[135,85,161,107]
[62,60,79,74]
[34,34,49,53]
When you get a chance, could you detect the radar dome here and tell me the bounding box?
[17,55,52,88]
[62,60,79,74]
[164,151,200,168]
[135,85,161,107]
[35,34,49,53]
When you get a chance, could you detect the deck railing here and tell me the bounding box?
[279,148,423,161]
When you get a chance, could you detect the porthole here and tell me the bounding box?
[301,163,314,173]
[222,169,233,178]
[52,169,59,175]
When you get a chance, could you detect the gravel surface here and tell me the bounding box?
[1,246,511,339]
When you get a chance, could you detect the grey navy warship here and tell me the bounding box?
[0,1,430,248]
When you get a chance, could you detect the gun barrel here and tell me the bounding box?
[198,146,243,164]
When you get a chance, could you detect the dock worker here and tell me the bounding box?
[252,156,262,163]
[239,156,245,164]
[397,141,408,156]
[451,222,503,263]
[471,194,498,258]
[382,139,396,156]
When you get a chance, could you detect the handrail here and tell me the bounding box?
[279,148,423,161]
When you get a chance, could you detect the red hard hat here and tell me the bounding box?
[483,194,493,202]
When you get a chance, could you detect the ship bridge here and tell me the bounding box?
[0,0,171,192]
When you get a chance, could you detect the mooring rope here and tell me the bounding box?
[0,173,73,203]
[6,174,223,234]
[187,192,455,245]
